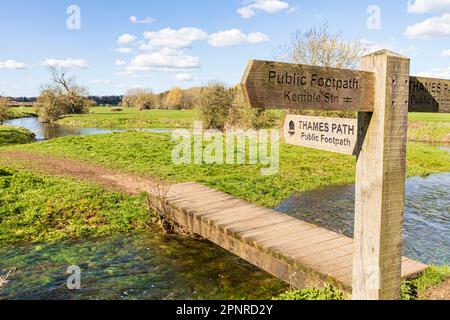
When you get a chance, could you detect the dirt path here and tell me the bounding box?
[1,150,449,300]
[0,150,161,195]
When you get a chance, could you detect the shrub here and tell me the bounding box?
[0,97,12,125]
[198,83,234,131]
[274,284,344,300]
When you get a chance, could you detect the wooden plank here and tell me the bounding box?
[283,115,358,155]
[354,49,410,300]
[409,76,450,113]
[241,60,375,112]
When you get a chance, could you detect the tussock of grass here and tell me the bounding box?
[274,284,344,300]
[402,265,450,300]
[0,126,35,146]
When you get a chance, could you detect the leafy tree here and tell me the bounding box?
[198,83,234,131]
[164,87,183,110]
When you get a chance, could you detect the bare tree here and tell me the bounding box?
[278,23,366,70]
[36,68,93,123]
[0,96,12,125]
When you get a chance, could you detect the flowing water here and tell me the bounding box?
[1,117,449,299]
[276,172,450,265]
[5,117,170,141]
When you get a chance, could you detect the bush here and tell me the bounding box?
[0,97,12,125]
[198,83,234,131]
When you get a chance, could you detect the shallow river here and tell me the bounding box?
[6,117,170,141]
[1,117,449,300]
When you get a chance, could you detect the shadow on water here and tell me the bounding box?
[5,117,171,141]
[276,173,450,266]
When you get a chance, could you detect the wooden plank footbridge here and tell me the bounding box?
[152,50,449,300]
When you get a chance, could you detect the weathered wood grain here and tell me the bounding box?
[241,60,375,111]
[354,49,410,300]
[409,76,450,113]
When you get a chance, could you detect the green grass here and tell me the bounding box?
[408,113,450,143]
[3,132,450,208]
[56,107,199,129]
[273,266,450,300]
[7,106,37,119]
[0,166,150,245]
[0,126,35,147]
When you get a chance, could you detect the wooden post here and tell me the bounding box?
[354,50,410,300]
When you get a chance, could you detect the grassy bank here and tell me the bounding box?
[2,132,449,208]
[56,107,199,129]
[7,106,37,119]
[273,265,450,300]
[0,166,150,245]
[0,126,35,147]
[408,113,450,143]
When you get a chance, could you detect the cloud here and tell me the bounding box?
[174,73,194,82]
[237,0,291,18]
[116,48,133,54]
[405,13,450,38]
[128,48,201,72]
[91,79,112,84]
[44,58,89,69]
[208,29,269,47]
[0,59,27,70]
[441,49,450,57]
[141,27,208,50]
[415,67,450,78]
[115,59,127,66]
[407,0,450,14]
[359,38,396,53]
[118,33,137,44]
[130,16,155,24]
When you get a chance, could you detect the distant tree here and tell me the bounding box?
[0,97,12,125]
[122,88,158,110]
[36,67,93,123]
[278,23,365,117]
[164,87,184,110]
[279,23,366,69]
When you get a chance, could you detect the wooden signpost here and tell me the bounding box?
[241,49,450,300]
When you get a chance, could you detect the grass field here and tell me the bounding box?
[7,106,37,119]
[3,132,449,208]
[0,166,149,245]
[0,126,35,146]
[408,113,450,142]
[56,107,199,129]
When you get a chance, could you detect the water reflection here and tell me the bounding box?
[5,117,171,141]
[276,173,450,265]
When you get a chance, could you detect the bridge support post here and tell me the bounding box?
[354,50,410,300]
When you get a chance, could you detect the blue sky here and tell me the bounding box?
[1,0,450,97]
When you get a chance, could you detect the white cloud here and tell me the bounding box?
[441,49,450,57]
[130,16,155,24]
[44,58,89,69]
[208,29,269,47]
[0,59,27,70]
[415,67,450,78]
[115,59,127,66]
[118,33,137,44]
[174,73,194,82]
[141,27,208,50]
[116,48,133,54]
[359,38,396,53]
[405,13,450,38]
[407,0,450,14]
[237,0,291,18]
[91,79,112,84]
[128,48,201,72]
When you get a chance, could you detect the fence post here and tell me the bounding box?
[354,50,410,300]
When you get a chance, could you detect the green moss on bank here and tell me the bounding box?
[0,126,35,146]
